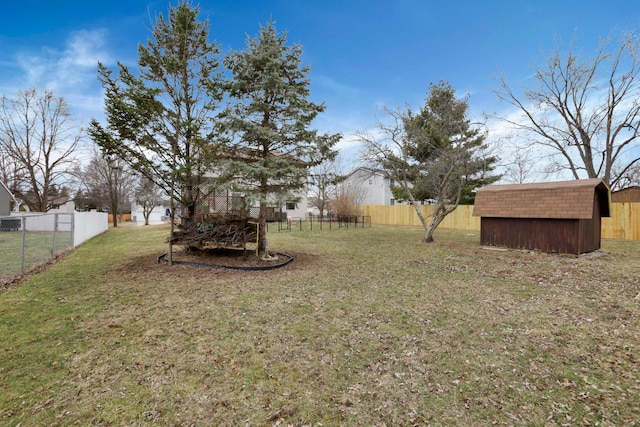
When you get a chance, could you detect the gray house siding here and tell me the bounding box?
[0,181,14,216]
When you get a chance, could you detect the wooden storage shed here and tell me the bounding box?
[472,179,610,255]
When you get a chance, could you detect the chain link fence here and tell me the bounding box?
[1,213,74,284]
[267,215,372,232]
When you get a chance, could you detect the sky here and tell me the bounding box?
[1,0,640,174]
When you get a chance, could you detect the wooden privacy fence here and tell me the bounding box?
[602,202,640,240]
[107,213,132,224]
[360,203,640,241]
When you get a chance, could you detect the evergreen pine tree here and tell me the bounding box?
[221,21,340,256]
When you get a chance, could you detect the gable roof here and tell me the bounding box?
[473,178,610,219]
[346,166,387,179]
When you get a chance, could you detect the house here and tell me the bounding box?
[279,191,308,220]
[48,195,75,213]
[0,181,20,231]
[131,201,171,225]
[611,186,640,203]
[196,188,308,222]
[202,147,310,221]
[342,167,408,206]
[0,180,14,216]
[472,178,610,255]
[341,167,436,206]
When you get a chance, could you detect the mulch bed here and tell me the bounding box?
[159,247,294,270]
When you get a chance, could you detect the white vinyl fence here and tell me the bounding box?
[1,212,107,283]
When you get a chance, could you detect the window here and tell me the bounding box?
[390,179,395,187]
[286,202,296,210]
[390,198,395,205]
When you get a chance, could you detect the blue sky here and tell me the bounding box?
[1,0,639,169]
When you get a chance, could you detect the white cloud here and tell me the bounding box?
[3,29,112,124]
[314,74,359,96]
[51,29,110,93]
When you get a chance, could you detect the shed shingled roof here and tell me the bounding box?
[472,178,610,220]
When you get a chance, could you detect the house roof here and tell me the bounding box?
[472,178,610,219]
[346,167,387,178]
[218,146,307,168]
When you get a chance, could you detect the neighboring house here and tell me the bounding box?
[473,178,611,255]
[611,186,640,203]
[16,194,75,213]
[286,192,308,219]
[134,189,308,225]
[197,187,308,222]
[48,195,75,213]
[202,148,310,221]
[342,167,409,206]
[131,201,171,225]
[0,180,15,216]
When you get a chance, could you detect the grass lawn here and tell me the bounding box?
[0,230,73,283]
[1,223,639,426]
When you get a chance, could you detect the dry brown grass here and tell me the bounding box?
[1,223,639,426]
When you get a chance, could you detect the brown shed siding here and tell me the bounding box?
[473,179,610,255]
[580,199,603,252]
[480,217,585,253]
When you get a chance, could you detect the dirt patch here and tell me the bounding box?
[108,250,319,283]
[160,247,294,270]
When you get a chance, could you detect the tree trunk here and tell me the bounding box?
[258,201,267,256]
[424,226,435,243]
[423,201,457,243]
[404,186,431,237]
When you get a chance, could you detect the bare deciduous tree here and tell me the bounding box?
[135,176,164,225]
[80,150,135,227]
[0,88,80,211]
[615,163,640,188]
[502,145,537,184]
[496,31,640,189]
[308,155,347,218]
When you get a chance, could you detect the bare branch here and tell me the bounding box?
[0,88,81,211]
[494,31,640,189]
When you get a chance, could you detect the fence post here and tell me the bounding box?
[51,213,58,257]
[71,212,75,247]
[20,216,26,273]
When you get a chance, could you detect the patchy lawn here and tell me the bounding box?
[0,230,73,284]
[1,223,638,426]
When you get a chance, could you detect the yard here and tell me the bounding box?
[0,229,73,284]
[0,223,638,426]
